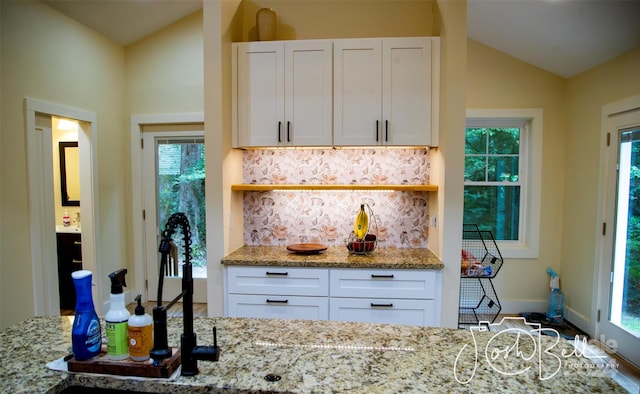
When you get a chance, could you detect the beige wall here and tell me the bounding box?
[0,1,126,328]
[563,48,640,333]
[126,10,204,114]
[432,0,467,327]
[238,0,435,41]
[466,39,567,314]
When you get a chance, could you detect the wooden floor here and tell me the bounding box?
[60,302,207,318]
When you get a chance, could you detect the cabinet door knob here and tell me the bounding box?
[72,259,83,264]
[74,241,82,246]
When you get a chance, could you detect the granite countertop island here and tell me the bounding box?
[222,246,444,269]
[0,316,625,393]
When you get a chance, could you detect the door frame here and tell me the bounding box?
[130,113,205,302]
[24,98,100,315]
[595,94,640,365]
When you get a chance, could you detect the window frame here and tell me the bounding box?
[465,109,543,259]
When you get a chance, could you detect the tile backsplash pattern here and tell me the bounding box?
[242,149,431,248]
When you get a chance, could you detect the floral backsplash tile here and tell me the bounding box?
[242,149,431,248]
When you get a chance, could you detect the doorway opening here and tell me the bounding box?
[25,98,100,317]
[598,97,640,368]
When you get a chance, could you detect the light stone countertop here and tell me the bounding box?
[0,316,626,393]
[222,246,444,269]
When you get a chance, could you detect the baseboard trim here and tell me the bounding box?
[499,300,547,315]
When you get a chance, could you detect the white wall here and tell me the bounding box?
[0,1,126,328]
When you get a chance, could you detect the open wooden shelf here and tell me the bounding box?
[231,184,438,192]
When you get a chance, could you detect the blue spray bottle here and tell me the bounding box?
[71,270,102,360]
[546,268,565,322]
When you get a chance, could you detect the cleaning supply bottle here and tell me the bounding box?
[128,294,153,361]
[546,268,565,322]
[105,269,130,360]
[71,270,102,360]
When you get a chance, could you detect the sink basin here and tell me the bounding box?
[56,225,81,234]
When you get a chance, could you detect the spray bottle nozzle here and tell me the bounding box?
[134,294,145,315]
[109,269,128,294]
[547,267,560,291]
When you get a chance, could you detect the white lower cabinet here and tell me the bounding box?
[225,266,442,326]
[227,294,329,320]
[329,298,435,326]
[329,268,440,327]
[226,266,329,320]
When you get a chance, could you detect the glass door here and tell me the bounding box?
[142,131,206,303]
[599,108,640,367]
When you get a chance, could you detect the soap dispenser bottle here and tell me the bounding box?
[71,270,102,360]
[128,294,153,361]
[105,269,130,360]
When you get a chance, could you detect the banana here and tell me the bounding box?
[354,204,369,240]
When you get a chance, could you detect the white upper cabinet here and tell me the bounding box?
[333,39,383,146]
[334,37,439,147]
[233,40,333,147]
[233,37,439,148]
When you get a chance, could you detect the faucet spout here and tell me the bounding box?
[149,212,220,375]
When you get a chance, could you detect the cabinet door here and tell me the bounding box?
[57,233,83,310]
[330,298,435,326]
[236,42,285,147]
[284,41,333,146]
[333,39,382,146]
[228,294,329,320]
[382,38,434,146]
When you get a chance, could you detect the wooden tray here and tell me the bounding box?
[286,243,328,254]
[68,347,181,378]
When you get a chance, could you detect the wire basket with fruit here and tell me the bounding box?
[345,203,378,255]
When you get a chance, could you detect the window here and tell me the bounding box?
[464,109,542,258]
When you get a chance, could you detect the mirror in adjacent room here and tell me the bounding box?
[59,141,80,206]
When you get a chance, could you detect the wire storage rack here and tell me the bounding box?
[458,224,504,329]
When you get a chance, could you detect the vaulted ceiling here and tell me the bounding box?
[43,0,640,79]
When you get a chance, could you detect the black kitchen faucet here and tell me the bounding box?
[150,212,220,375]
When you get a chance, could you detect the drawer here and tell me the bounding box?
[227,266,329,296]
[330,269,437,299]
[228,294,328,320]
[329,298,435,326]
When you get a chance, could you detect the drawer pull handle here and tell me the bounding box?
[371,274,394,279]
[266,299,288,304]
[73,241,82,245]
[370,303,393,308]
[72,259,83,264]
[265,272,288,276]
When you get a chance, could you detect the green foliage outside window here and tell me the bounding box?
[464,127,520,240]
[158,142,206,268]
[622,137,640,325]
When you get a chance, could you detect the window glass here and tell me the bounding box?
[464,127,522,241]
